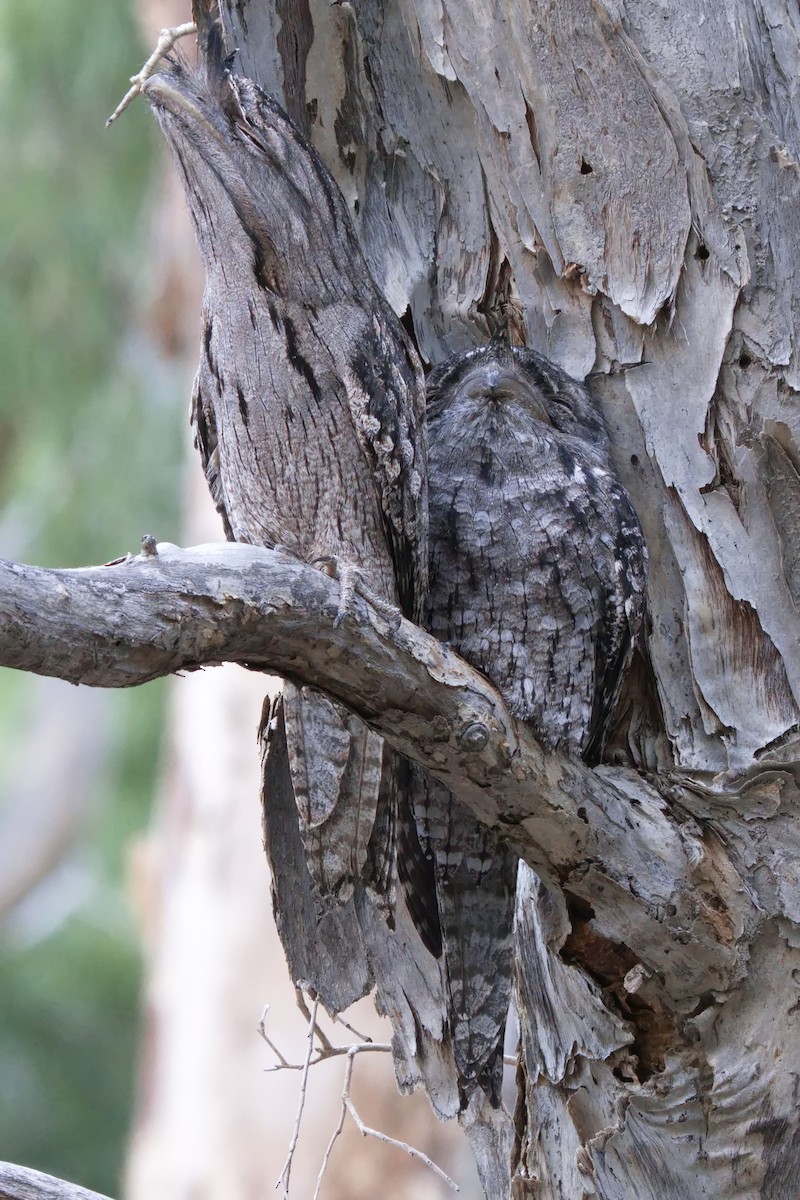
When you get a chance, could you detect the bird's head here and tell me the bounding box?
[426,342,609,448]
[141,40,359,301]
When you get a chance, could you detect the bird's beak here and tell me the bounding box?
[142,74,228,152]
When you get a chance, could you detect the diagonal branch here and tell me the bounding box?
[0,541,755,1001]
[0,1162,112,1200]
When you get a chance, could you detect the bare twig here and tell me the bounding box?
[258,1000,380,1074]
[106,24,197,127]
[259,993,457,1198]
[257,1005,292,1070]
[294,986,335,1055]
[313,1047,460,1198]
[312,1062,350,1200]
[332,1011,374,1043]
[275,997,321,1197]
[344,1091,460,1192]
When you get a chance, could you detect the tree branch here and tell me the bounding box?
[0,542,755,1001]
[0,1163,112,1200]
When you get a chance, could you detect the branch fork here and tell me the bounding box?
[106,23,197,128]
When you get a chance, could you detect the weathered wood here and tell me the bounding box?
[0,1163,112,1200]
[6,0,799,1193]
[0,542,761,1004]
[207,2,800,1194]
[218,0,800,766]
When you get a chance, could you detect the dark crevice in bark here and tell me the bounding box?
[523,99,541,171]
[399,305,423,364]
[275,0,313,134]
[621,998,677,1081]
[603,647,671,773]
[561,893,638,982]
[476,215,525,346]
[561,891,677,1082]
[333,14,367,179]
[700,393,743,511]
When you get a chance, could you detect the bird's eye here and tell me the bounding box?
[236,121,264,150]
[235,119,284,164]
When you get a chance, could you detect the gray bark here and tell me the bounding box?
[3,0,799,1194]
[0,541,756,1003]
[210,1,800,1195]
[0,1162,112,1200]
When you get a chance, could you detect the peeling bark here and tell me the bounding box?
[5,0,799,1193]
[202,2,800,1194]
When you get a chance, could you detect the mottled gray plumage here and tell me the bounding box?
[142,21,428,1009]
[144,54,426,609]
[426,341,646,758]
[416,339,648,1119]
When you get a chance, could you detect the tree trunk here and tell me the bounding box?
[0,2,796,1197]
[213,2,800,1196]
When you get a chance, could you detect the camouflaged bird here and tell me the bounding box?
[141,14,648,1191]
[142,17,430,1012]
[414,338,648,1164]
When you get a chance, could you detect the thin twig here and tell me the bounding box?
[275,997,320,1197]
[259,995,388,1073]
[333,1011,373,1043]
[106,23,197,127]
[344,1094,460,1192]
[257,1005,293,1070]
[311,1045,395,1198]
[262,1037,391,1073]
[259,992,457,1196]
[263,1047,350,1072]
[294,985,335,1055]
[312,1054,352,1200]
[312,1045,460,1197]
[263,1044,388,1072]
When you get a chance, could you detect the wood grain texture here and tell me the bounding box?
[4,0,790,1192]
[183,4,800,1190]
[218,0,799,772]
[0,1163,112,1200]
[0,543,759,1002]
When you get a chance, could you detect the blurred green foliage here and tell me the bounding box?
[0,0,181,566]
[0,0,183,1193]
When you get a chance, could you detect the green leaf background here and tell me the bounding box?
[0,2,182,1192]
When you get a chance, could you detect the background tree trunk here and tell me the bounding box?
[210,2,800,1196]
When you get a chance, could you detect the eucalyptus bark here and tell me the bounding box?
[3,0,798,1196]
[201,2,800,1197]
